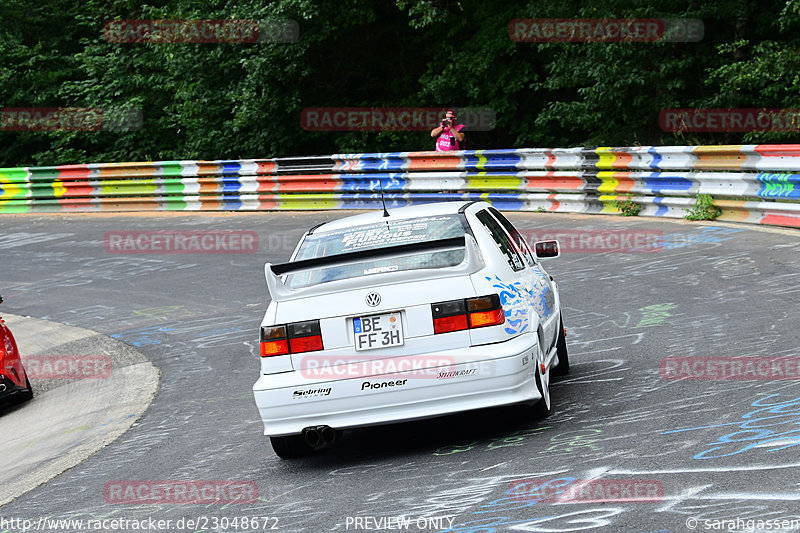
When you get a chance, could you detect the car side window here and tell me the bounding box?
[488,207,536,267]
[475,210,526,271]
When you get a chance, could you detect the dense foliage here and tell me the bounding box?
[1,0,799,165]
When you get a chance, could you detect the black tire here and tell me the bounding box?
[18,376,33,402]
[530,366,551,419]
[552,315,569,377]
[270,434,313,459]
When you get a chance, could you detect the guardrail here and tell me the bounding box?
[1,145,799,227]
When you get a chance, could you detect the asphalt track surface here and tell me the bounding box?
[1,211,800,533]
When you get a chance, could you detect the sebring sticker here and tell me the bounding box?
[293,387,332,399]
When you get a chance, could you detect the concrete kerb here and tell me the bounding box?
[0,313,160,507]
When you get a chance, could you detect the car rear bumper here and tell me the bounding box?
[252,333,541,436]
[0,374,28,404]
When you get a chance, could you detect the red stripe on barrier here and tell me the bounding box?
[754,144,800,157]
[762,213,800,227]
[54,165,92,180]
[257,161,277,174]
[274,175,338,192]
[526,175,583,191]
[610,151,633,169]
[548,193,560,211]
[545,150,557,169]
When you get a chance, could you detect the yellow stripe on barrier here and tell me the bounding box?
[474,151,488,171]
[599,194,622,214]
[52,179,67,198]
[715,199,750,222]
[0,179,25,199]
[597,171,619,193]
[467,173,522,190]
[276,194,339,210]
[596,147,615,169]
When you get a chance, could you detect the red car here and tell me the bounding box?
[0,295,33,406]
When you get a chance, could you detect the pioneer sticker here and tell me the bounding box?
[361,379,407,391]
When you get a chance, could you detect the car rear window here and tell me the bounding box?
[295,215,468,259]
[286,215,469,288]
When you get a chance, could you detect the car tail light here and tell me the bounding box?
[260,320,324,357]
[287,320,323,354]
[467,294,505,328]
[260,325,289,357]
[432,299,469,334]
[432,294,505,334]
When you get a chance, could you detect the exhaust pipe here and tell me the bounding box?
[320,425,336,444]
[303,426,321,448]
[0,384,6,393]
[302,425,336,448]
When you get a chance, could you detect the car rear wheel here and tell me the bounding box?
[528,343,551,419]
[530,364,551,418]
[552,314,569,377]
[270,434,313,459]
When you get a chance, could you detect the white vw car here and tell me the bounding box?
[253,201,568,458]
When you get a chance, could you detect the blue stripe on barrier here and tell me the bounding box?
[463,171,522,179]
[652,197,670,216]
[460,150,522,171]
[339,193,418,210]
[475,150,523,169]
[339,174,407,192]
[221,162,242,174]
[377,157,406,172]
[643,173,692,193]
[462,153,484,169]
[757,173,800,198]
[333,153,408,172]
[648,147,662,170]
[221,196,243,210]
[483,193,526,210]
[221,176,242,193]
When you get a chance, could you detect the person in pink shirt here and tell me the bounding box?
[430,109,465,151]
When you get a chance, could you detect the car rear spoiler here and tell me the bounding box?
[264,234,484,302]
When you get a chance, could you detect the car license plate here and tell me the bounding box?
[353,312,404,351]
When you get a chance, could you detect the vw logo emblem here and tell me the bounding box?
[365,292,381,307]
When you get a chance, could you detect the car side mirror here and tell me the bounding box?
[534,240,560,259]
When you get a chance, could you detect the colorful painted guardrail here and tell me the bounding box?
[1,145,799,227]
